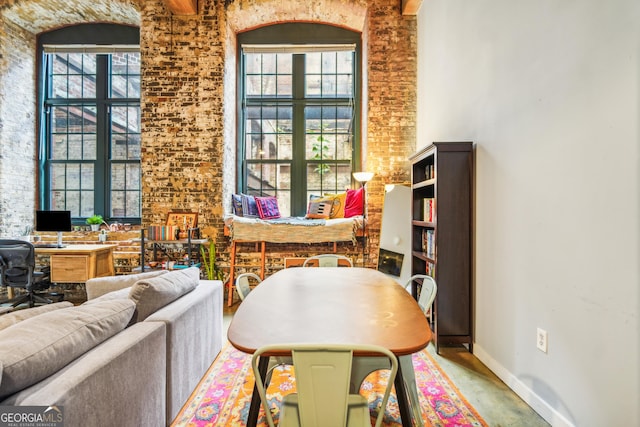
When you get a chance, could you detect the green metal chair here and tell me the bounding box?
[235,272,262,301]
[302,254,353,267]
[251,343,398,427]
[349,274,437,427]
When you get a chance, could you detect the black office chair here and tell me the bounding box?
[0,239,55,308]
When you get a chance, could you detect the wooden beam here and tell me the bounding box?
[164,0,197,15]
[401,0,423,15]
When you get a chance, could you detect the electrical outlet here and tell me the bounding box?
[536,328,548,353]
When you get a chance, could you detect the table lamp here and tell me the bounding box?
[353,171,374,266]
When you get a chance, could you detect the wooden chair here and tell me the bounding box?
[302,254,353,267]
[252,343,397,427]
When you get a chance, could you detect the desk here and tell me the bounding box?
[227,267,431,427]
[35,244,116,283]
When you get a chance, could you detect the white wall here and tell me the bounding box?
[379,184,412,285]
[417,1,639,426]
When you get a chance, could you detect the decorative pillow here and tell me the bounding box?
[344,187,364,217]
[0,299,135,399]
[255,196,281,219]
[306,199,332,219]
[0,301,74,331]
[128,267,200,322]
[231,193,244,216]
[240,194,260,218]
[85,269,169,300]
[322,192,347,218]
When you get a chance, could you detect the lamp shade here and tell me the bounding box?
[353,171,374,183]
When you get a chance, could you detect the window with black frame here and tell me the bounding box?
[38,24,141,224]
[238,24,361,217]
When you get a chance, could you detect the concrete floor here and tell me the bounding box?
[429,345,549,426]
[223,302,549,427]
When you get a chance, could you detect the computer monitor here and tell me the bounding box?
[35,210,72,248]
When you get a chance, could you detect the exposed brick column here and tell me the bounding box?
[0,18,37,237]
[140,0,227,245]
[363,1,417,262]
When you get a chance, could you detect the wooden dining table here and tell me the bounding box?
[227,267,432,427]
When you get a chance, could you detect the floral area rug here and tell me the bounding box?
[172,343,487,427]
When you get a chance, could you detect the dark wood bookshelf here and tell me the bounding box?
[409,141,474,353]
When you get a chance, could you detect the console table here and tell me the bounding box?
[34,244,116,283]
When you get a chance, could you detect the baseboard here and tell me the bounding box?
[473,344,575,427]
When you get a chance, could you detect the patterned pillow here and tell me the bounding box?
[321,192,347,218]
[231,193,243,216]
[240,194,260,218]
[255,196,281,219]
[306,199,332,219]
[344,187,364,217]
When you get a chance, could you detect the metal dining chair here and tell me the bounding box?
[235,272,262,301]
[235,272,292,382]
[409,274,437,324]
[349,274,438,427]
[302,254,353,267]
[252,343,398,427]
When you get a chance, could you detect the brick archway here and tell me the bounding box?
[1,0,139,33]
[225,0,368,34]
[0,0,139,237]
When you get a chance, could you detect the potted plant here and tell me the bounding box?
[200,240,224,281]
[86,214,103,231]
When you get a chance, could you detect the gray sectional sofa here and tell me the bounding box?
[0,267,224,427]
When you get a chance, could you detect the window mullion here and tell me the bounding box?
[291,54,306,216]
[95,55,109,219]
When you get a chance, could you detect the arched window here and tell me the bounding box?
[238,23,361,217]
[38,24,141,224]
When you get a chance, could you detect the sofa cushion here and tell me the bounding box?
[82,286,132,305]
[0,299,135,399]
[0,301,74,331]
[128,267,200,322]
[85,269,169,300]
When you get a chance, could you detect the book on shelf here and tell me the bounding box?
[423,198,435,222]
[426,261,436,277]
[424,164,435,180]
[147,225,179,241]
[421,229,435,259]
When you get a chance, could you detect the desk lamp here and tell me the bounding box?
[352,172,374,266]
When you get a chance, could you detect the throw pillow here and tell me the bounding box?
[128,267,200,322]
[322,192,347,218]
[231,193,244,216]
[0,301,74,331]
[306,199,332,219]
[85,269,169,300]
[344,187,364,217]
[0,299,135,399]
[255,196,281,219]
[240,194,260,218]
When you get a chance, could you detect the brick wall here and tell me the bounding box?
[0,0,416,299]
[140,0,417,276]
[0,17,36,238]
